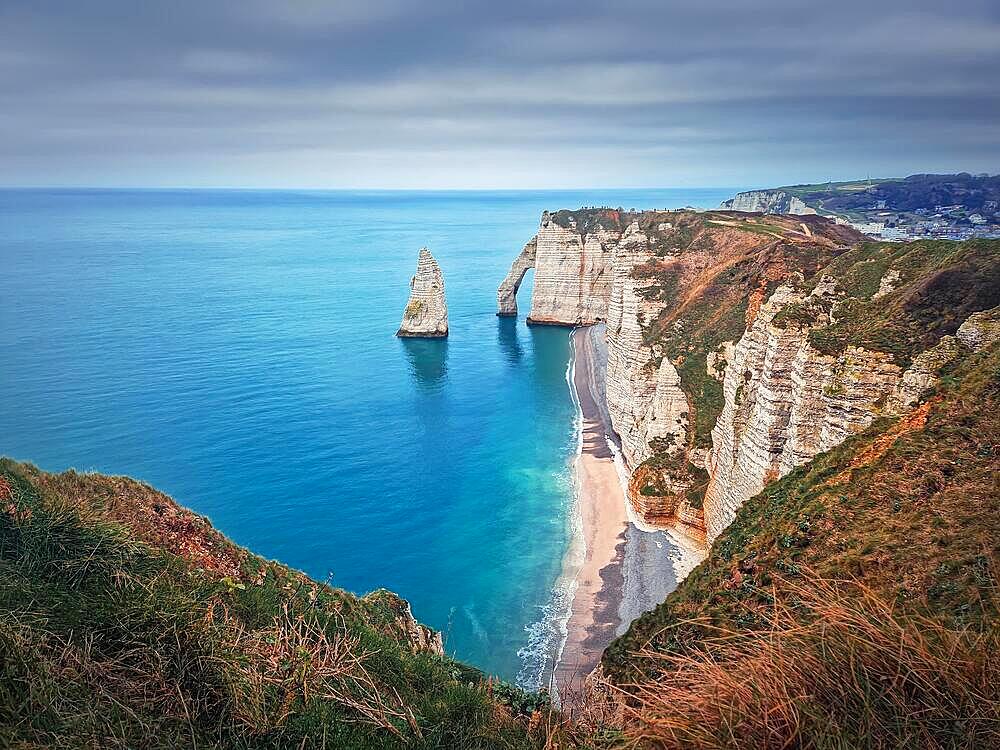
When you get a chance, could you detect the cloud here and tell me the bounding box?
[0,0,997,187]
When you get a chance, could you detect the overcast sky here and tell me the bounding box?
[1,0,998,188]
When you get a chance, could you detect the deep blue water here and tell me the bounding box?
[0,187,734,684]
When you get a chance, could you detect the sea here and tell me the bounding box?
[0,187,735,686]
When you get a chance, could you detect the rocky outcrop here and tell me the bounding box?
[702,284,904,541]
[886,305,1000,412]
[602,222,706,539]
[501,209,996,550]
[496,237,536,316]
[701,296,997,543]
[956,306,1000,351]
[720,190,815,215]
[362,589,445,656]
[397,248,448,338]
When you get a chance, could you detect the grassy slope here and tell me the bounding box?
[0,462,556,749]
[606,340,1000,680]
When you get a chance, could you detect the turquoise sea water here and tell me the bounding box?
[0,187,734,684]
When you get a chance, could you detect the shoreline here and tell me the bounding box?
[551,325,631,700]
[550,324,708,703]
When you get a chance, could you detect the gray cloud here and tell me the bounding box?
[1,0,997,188]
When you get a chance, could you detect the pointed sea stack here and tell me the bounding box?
[396,248,449,337]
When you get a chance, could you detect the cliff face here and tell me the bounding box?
[500,210,1000,549]
[720,189,815,215]
[605,222,688,469]
[528,212,617,325]
[495,210,621,324]
[604,340,1000,748]
[397,247,448,337]
[702,284,904,541]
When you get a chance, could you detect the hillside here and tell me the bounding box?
[0,461,559,749]
[602,338,1000,748]
[783,173,1000,216]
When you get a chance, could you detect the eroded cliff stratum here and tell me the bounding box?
[498,209,1000,545]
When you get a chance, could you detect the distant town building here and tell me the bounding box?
[849,221,885,236]
[879,227,909,241]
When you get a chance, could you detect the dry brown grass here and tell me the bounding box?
[613,574,1000,750]
[224,602,420,739]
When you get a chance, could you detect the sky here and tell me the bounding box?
[1,0,998,189]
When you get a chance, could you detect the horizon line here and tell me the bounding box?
[0,184,751,192]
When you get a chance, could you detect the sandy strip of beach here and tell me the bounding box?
[553,326,631,699]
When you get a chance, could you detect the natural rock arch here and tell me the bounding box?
[496,237,536,317]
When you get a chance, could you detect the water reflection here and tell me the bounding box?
[399,337,449,391]
[496,316,524,364]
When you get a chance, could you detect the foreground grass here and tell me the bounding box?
[619,577,1000,749]
[0,461,562,749]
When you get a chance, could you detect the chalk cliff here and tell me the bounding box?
[497,237,536,316]
[720,189,815,215]
[495,210,619,324]
[605,223,689,469]
[397,247,448,338]
[500,210,1000,548]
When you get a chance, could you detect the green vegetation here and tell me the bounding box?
[635,213,844,448]
[779,173,1000,217]
[0,461,561,749]
[548,208,625,235]
[808,239,1000,366]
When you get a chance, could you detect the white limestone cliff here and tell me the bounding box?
[604,223,689,470]
[702,284,903,541]
[497,211,992,549]
[496,237,536,316]
[496,212,616,324]
[396,248,448,338]
[720,190,815,215]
